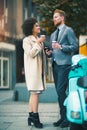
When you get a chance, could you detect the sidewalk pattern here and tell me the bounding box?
[0,90,70,130]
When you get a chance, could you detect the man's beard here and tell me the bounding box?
[55,21,62,27]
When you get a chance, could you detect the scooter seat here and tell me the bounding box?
[77,76,87,88]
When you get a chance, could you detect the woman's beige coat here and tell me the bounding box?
[23,36,46,91]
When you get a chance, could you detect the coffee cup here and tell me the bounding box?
[52,41,57,48]
[40,35,45,38]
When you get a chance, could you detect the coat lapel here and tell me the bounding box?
[58,25,66,43]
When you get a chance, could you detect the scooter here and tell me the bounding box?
[64,54,87,124]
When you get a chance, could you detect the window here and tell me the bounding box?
[4,0,8,23]
[0,51,9,88]
[24,0,28,19]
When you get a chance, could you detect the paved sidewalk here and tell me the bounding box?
[0,90,70,130]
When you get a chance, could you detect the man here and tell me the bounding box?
[46,9,78,128]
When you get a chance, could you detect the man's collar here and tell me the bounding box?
[57,24,65,30]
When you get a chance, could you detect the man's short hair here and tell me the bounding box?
[54,9,66,18]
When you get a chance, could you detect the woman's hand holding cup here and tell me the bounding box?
[37,35,46,44]
[40,35,46,42]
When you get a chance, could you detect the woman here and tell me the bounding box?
[22,17,46,128]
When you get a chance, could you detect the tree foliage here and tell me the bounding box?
[33,0,87,38]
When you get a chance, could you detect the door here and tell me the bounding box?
[0,57,9,88]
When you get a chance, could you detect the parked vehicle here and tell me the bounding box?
[64,54,87,124]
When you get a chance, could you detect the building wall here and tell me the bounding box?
[0,0,17,89]
[15,0,23,39]
[0,0,54,89]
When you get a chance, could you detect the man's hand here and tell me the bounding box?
[52,42,62,49]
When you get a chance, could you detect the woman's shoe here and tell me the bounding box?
[28,112,43,128]
[28,112,33,125]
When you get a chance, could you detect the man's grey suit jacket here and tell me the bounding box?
[50,25,78,65]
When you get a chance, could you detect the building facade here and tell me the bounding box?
[0,0,53,90]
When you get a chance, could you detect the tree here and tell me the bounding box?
[33,0,87,38]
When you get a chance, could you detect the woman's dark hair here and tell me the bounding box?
[22,17,37,36]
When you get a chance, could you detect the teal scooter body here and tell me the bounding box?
[64,54,87,124]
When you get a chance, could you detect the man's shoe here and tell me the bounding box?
[53,119,63,127]
[60,120,70,128]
